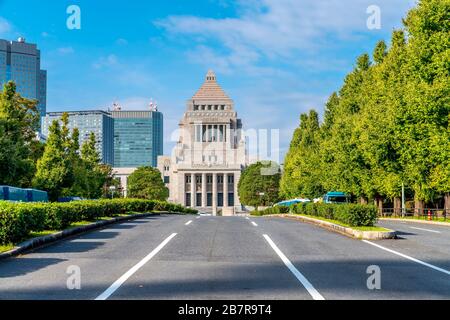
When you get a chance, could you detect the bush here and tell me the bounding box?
[0,199,197,245]
[251,203,377,227]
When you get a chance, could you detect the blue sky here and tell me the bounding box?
[0,0,416,161]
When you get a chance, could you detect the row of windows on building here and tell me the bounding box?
[194,124,228,142]
[193,104,228,111]
[185,174,235,185]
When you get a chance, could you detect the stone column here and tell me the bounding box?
[234,171,241,212]
[223,173,228,209]
[191,173,196,208]
[178,173,187,207]
[212,173,218,216]
[201,173,207,208]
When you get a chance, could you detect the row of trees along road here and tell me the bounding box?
[281,0,449,212]
[0,81,118,202]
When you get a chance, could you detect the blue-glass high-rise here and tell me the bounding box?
[111,111,163,168]
[0,38,47,118]
[41,110,163,168]
[41,111,114,166]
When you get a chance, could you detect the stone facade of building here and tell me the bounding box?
[158,70,247,215]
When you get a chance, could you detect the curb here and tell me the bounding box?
[0,212,166,261]
[379,218,450,227]
[265,214,397,240]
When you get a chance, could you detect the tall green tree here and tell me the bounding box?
[127,167,169,201]
[33,112,81,201]
[320,54,373,199]
[398,0,450,205]
[0,81,40,187]
[66,132,113,199]
[32,120,71,201]
[238,161,281,209]
[281,110,324,199]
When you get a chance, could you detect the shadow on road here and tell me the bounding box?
[0,258,66,278]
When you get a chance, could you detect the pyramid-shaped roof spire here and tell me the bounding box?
[192,70,231,101]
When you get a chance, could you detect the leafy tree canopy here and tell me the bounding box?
[127,167,169,201]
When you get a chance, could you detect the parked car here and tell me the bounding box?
[275,198,311,207]
[323,192,349,204]
[57,196,84,203]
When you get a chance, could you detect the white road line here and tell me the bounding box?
[245,217,250,220]
[363,240,450,276]
[251,221,258,227]
[185,220,193,226]
[410,226,441,234]
[196,216,201,219]
[263,234,325,300]
[95,233,177,300]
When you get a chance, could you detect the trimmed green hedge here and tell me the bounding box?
[0,199,197,245]
[252,203,377,227]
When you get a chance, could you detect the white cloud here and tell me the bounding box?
[0,17,11,36]
[157,0,416,72]
[58,47,74,55]
[116,38,128,46]
[92,54,119,69]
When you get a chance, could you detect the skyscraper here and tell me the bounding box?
[41,107,164,169]
[41,111,114,166]
[0,38,47,118]
[111,110,163,168]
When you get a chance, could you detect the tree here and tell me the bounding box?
[238,161,281,209]
[33,112,81,201]
[127,167,169,201]
[68,132,113,199]
[373,40,387,64]
[32,120,71,201]
[81,132,100,166]
[398,0,450,206]
[281,110,324,199]
[0,81,40,187]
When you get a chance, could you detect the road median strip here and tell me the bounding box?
[266,214,397,240]
[0,212,173,260]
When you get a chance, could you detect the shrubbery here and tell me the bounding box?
[0,199,197,245]
[252,203,377,227]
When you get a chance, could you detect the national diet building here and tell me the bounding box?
[158,70,247,215]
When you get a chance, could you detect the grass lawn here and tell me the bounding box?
[0,244,15,253]
[292,214,391,232]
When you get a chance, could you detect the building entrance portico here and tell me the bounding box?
[183,172,238,215]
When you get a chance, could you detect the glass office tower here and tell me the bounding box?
[0,38,47,118]
[42,109,163,168]
[111,111,163,168]
[41,111,114,166]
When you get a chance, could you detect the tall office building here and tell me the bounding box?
[111,110,163,168]
[41,107,163,169]
[0,38,47,118]
[41,111,114,165]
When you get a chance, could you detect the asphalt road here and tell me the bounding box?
[0,214,449,300]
